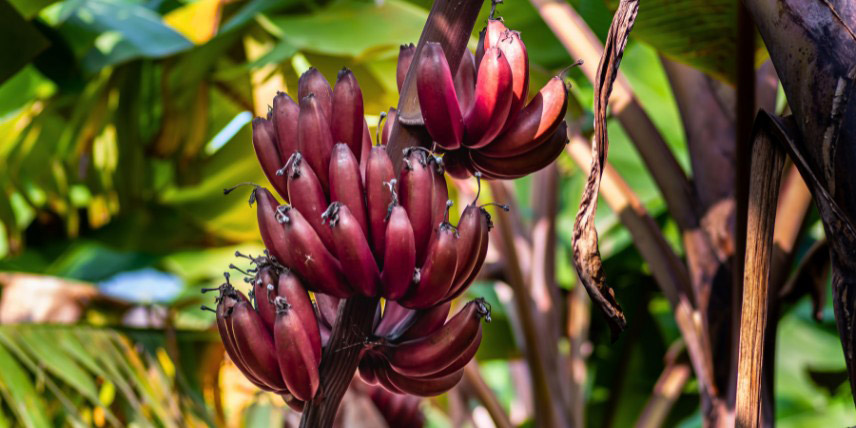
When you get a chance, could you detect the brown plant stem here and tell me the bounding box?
[566,133,719,419]
[489,180,560,428]
[299,295,379,428]
[734,119,786,428]
[635,342,692,428]
[463,361,514,428]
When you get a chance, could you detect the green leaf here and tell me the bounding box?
[7,0,60,19]
[0,338,51,428]
[269,0,428,59]
[0,0,50,84]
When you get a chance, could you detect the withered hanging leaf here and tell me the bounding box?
[572,0,638,340]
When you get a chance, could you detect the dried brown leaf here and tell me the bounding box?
[572,0,638,339]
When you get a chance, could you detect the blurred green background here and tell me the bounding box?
[0,0,851,426]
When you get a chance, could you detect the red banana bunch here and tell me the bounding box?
[405,19,570,179]
[358,298,491,397]
[212,65,504,403]
[203,261,321,409]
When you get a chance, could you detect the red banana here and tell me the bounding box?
[214,286,274,392]
[284,153,335,252]
[470,121,568,179]
[446,206,493,302]
[298,93,335,193]
[373,358,403,394]
[277,205,353,298]
[397,301,451,342]
[298,67,333,119]
[329,143,369,236]
[359,352,379,385]
[380,202,416,301]
[496,30,529,123]
[413,328,482,379]
[454,49,477,113]
[416,42,463,150]
[249,187,291,266]
[383,298,489,377]
[399,149,433,264]
[443,202,487,301]
[365,147,395,261]
[272,296,320,401]
[331,68,365,159]
[484,19,508,51]
[272,92,300,166]
[282,394,305,412]
[382,362,465,397]
[323,202,379,297]
[230,300,287,391]
[428,156,449,245]
[252,265,278,331]
[277,269,322,365]
[463,47,513,149]
[399,222,458,309]
[480,76,568,157]
[251,118,289,200]
[397,43,415,92]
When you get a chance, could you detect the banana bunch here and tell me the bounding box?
[210,63,501,405]
[385,18,570,180]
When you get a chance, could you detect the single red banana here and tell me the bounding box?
[329,143,369,236]
[463,47,513,149]
[331,68,365,159]
[396,43,415,92]
[298,67,333,119]
[314,293,340,328]
[445,206,492,302]
[284,153,335,252]
[277,270,322,365]
[230,301,288,391]
[298,93,335,193]
[454,49,477,114]
[382,298,489,377]
[496,30,529,124]
[365,147,395,261]
[470,121,568,179]
[443,203,487,301]
[480,76,568,158]
[373,358,403,394]
[374,300,416,338]
[272,297,320,401]
[380,204,416,300]
[251,118,289,200]
[399,149,433,264]
[381,108,397,146]
[428,157,449,245]
[250,187,291,266]
[397,301,451,342]
[382,363,465,397]
[412,328,482,379]
[215,287,274,392]
[484,19,508,51]
[399,222,458,309]
[272,92,300,166]
[416,42,463,150]
[252,265,278,331]
[323,202,379,297]
[278,205,354,298]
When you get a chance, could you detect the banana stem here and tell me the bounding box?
[299,295,379,428]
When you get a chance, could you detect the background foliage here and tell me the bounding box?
[0,0,850,426]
